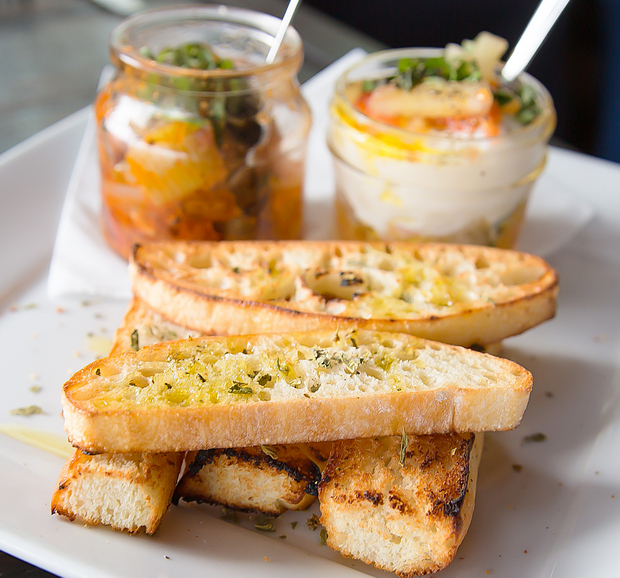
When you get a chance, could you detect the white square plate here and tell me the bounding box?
[2,107,620,577]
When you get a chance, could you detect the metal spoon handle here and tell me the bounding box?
[266,0,302,64]
[502,0,571,82]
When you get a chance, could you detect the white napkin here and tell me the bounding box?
[47,49,594,300]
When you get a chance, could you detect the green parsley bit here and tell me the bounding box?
[522,432,547,444]
[221,507,240,523]
[493,87,515,106]
[10,405,44,416]
[257,374,272,387]
[399,429,408,466]
[319,528,329,545]
[306,514,320,531]
[228,382,254,395]
[276,359,291,375]
[130,329,139,351]
[255,518,276,532]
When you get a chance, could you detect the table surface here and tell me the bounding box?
[0,1,382,575]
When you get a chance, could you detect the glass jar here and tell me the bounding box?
[95,5,311,259]
[328,48,556,248]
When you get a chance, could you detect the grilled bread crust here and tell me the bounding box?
[130,240,558,347]
[62,330,532,453]
[174,443,331,516]
[51,450,183,534]
[319,433,483,577]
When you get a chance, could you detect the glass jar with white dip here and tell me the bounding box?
[328,44,556,248]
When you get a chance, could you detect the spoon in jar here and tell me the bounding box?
[501,0,571,82]
[266,0,303,64]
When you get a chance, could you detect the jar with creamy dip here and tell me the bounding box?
[328,34,556,248]
[95,5,311,259]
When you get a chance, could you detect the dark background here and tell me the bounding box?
[306,0,620,164]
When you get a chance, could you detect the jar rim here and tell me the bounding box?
[333,47,556,143]
[110,4,304,80]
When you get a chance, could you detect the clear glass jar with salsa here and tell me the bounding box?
[96,6,311,259]
[328,33,556,248]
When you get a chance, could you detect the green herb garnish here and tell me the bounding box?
[306,514,321,530]
[255,518,276,532]
[314,349,332,368]
[522,432,547,444]
[130,329,139,351]
[221,507,240,523]
[144,42,234,71]
[276,359,291,375]
[391,55,541,125]
[399,429,408,466]
[228,382,254,395]
[392,56,481,91]
[257,374,272,387]
[10,405,44,416]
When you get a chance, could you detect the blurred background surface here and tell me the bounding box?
[1,0,618,162]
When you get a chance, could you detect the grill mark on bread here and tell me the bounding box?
[174,445,322,512]
[187,448,320,486]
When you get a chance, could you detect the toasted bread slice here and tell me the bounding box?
[52,299,194,533]
[51,450,183,534]
[130,240,558,347]
[56,300,330,523]
[319,433,483,577]
[62,329,531,453]
[175,443,331,516]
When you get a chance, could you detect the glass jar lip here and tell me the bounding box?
[334,47,557,143]
[110,4,304,80]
